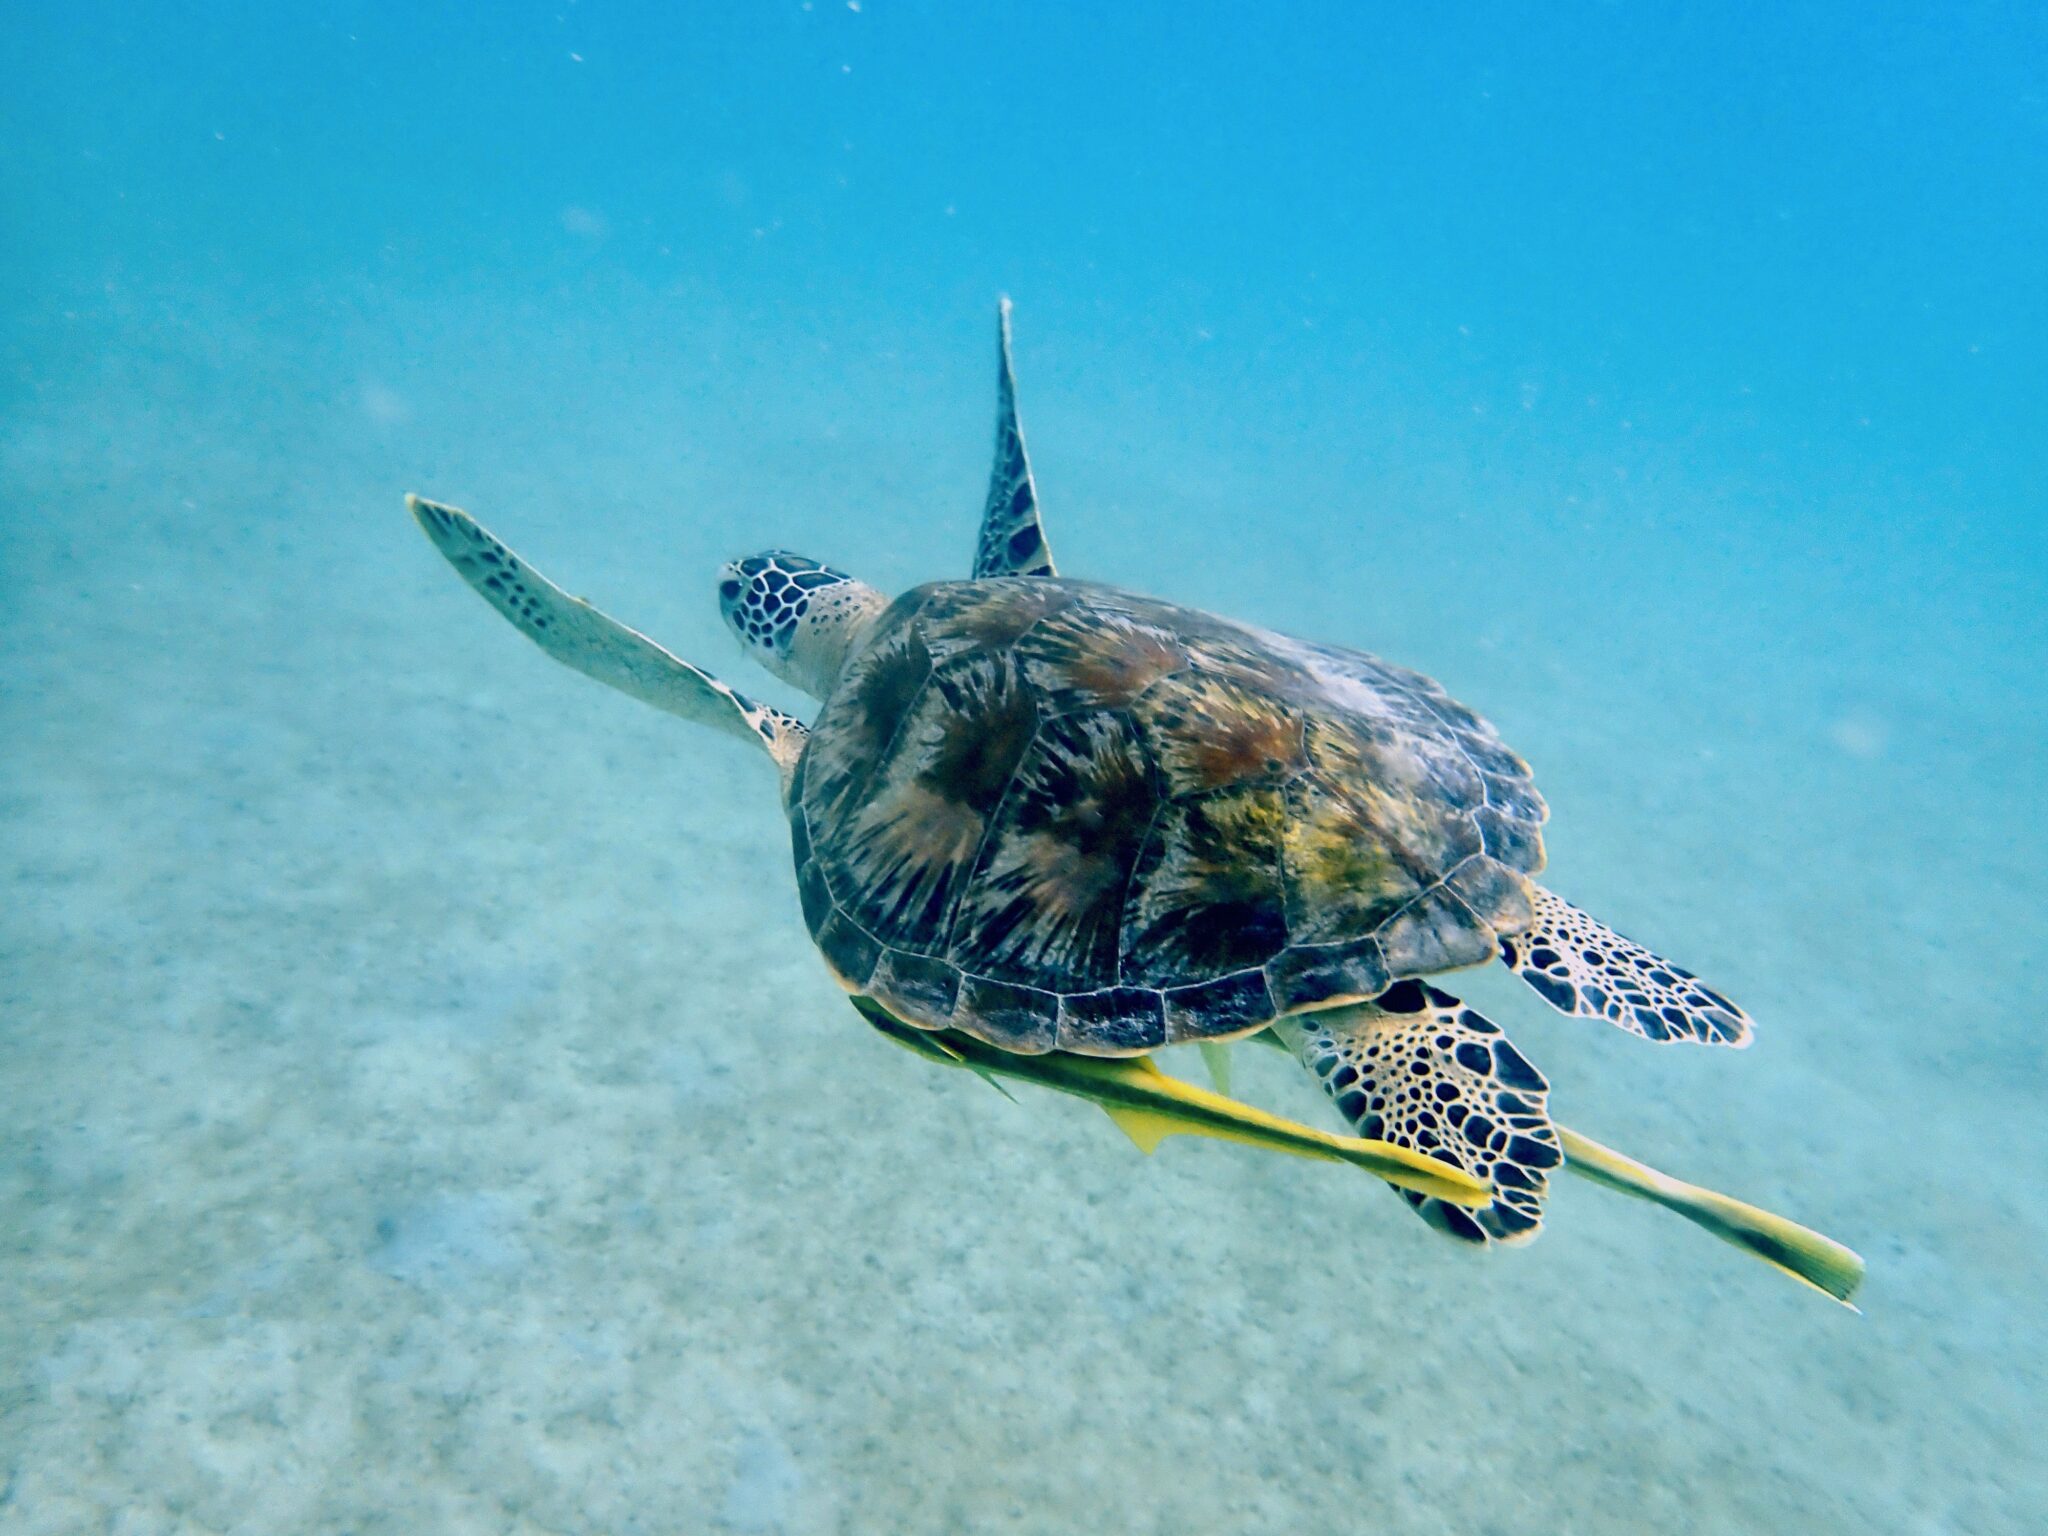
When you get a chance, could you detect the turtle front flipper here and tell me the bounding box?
[409,496,807,777]
[1273,982,1563,1246]
[1501,886,1754,1047]
[969,299,1055,579]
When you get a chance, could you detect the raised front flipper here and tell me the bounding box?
[1502,886,1753,1047]
[1274,982,1562,1245]
[409,495,807,774]
[970,299,1055,578]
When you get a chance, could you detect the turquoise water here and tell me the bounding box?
[4,4,2043,1531]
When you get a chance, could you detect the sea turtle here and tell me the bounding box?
[409,301,1754,1247]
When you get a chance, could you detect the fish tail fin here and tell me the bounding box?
[1557,1126,1865,1308]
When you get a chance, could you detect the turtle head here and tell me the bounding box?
[718,551,889,699]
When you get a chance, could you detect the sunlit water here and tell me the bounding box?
[4,5,2043,1532]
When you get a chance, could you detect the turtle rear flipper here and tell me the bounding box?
[1274,982,1563,1246]
[1502,886,1754,1048]
[409,496,807,776]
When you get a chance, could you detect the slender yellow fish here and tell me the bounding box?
[855,997,1489,1209]
[858,999,1865,1309]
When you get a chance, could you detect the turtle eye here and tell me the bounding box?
[719,578,743,604]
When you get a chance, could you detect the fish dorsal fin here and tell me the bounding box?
[1101,1055,1176,1150]
[1196,1041,1233,1094]
[1102,1103,1181,1154]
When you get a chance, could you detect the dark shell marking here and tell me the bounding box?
[795,579,1548,1054]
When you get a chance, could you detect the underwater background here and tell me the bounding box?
[3,3,2043,1531]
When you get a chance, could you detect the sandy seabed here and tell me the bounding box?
[3,309,2042,1535]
